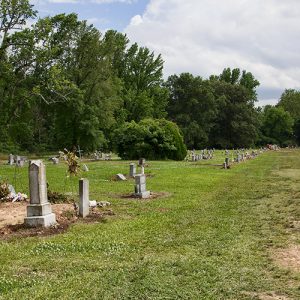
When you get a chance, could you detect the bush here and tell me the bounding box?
[113,118,187,160]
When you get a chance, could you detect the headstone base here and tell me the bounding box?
[135,191,151,199]
[24,213,56,227]
[27,203,53,217]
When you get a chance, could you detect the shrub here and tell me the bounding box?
[113,118,187,160]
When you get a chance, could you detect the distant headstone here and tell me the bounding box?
[52,157,59,165]
[79,178,89,218]
[8,154,14,165]
[225,157,230,166]
[129,163,136,177]
[116,173,127,181]
[134,174,150,199]
[82,164,89,172]
[24,160,56,227]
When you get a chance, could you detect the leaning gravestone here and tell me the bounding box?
[134,174,150,199]
[79,178,89,218]
[116,173,127,181]
[24,160,56,227]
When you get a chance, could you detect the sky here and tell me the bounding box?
[30,0,300,106]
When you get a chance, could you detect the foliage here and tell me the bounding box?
[260,106,294,146]
[47,189,73,204]
[0,179,9,200]
[64,149,80,176]
[166,69,260,149]
[278,89,300,120]
[113,118,187,160]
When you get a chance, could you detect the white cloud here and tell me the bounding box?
[125,0,300,102]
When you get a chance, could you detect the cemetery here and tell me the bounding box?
[1,0,300,299]
[0,148,299,299]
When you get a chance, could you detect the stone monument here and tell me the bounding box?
[79,178,89,218]
[24,160,56,227]
[134,174,150,199]
[129,163,136,177]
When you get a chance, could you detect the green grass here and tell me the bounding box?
[0,150,300,299]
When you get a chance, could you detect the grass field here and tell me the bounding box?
[0,150,300,299]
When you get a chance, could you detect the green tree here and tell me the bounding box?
[260,106,294,146]
[166,73,217,149]
[278,89,300,120]
[113,119,187,160]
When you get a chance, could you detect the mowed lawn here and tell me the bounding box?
[0,150,300,299]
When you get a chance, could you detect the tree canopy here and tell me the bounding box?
[0,1,298,156]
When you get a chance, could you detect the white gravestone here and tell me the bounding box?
[79,178,89,218]
[24,160,56,227]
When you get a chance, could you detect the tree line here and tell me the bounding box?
[0,1,299,155]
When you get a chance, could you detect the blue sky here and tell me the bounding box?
[31,0,149,32]
[30,0,300,106]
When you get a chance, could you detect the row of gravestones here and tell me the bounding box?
[24,158,151,228]
[8,154,27,167]
[223,148,267,169]
[190,149,214,162]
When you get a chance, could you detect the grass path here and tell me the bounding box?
[0,150,299,299]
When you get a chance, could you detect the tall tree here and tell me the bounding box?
[260,106,294,145]
[166,73,217,148]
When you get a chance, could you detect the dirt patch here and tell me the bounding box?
[118,191,172,200]
[272,244,300,272]
[0,202,113,240]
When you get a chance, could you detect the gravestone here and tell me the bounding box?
[134,174,150,199]
[24,160,56,227]
[116,173,127,181]
[130,163,136,177]
[82,164,89,172]
[225,157,230,167]
[52,157,59,165]
[8,154,14,165]
[139,158,146,174]
[79,178,89,218]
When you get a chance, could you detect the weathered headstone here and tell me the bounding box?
[129,163,136,177]
[52,157,59,165]
[134,174,150,199]
[139,158,146,174]
[82,164,89,172]
[8,154,14,165]
[24,160,56,227]
[225,157,230,166]
[79,178,89,218]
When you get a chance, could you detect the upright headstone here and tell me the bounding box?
[24,160,56,227]
[82,164,89,172]
[8,154,14,165]
[139,158,146,175]
[79,178,89,218]
[130,163,136,177]
[225,157,230,166]
[134,174,150,199]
